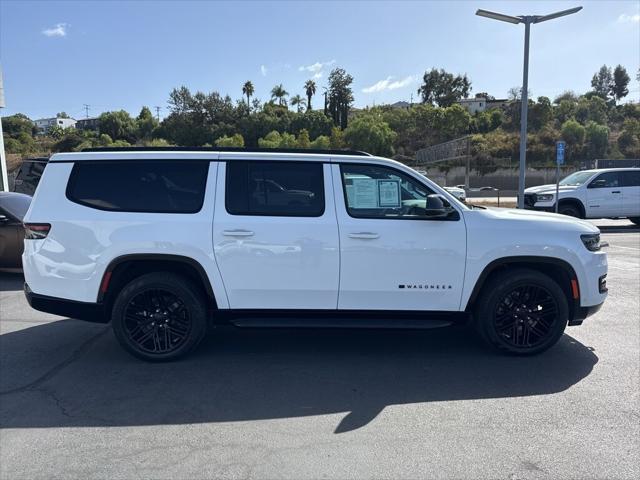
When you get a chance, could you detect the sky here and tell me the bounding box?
[0,0,638,120]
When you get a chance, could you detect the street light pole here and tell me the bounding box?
[476,6,582,209]
[518,18,531,210]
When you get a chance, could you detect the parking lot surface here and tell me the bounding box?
[1,220,638,479]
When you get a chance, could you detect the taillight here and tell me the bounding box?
[24,223,51,240]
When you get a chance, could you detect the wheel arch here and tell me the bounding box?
[465,256,580,322]
[98,254,218,314]
[558,197,586,218]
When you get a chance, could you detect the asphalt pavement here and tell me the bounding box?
[0,220,638,479]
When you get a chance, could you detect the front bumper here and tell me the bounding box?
[569,301,604,326]
[24,283,108,323]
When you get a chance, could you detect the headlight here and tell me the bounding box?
[581,233,601,252]
[536,193,554,202]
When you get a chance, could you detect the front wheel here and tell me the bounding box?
[111,272,208,361]
[474,269,569,355]
[558,204,581,218]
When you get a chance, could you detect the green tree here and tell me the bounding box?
[612,65,630,103]
[304,80,317,111]
[561,119,586,152]
[554,90,579,104]
[310,135,330,149]
[575,96,607,125]
[215,133,245,147]
[329,126,345,149]
[555,100,577,125]
[584,121,609,159]
[437,104,471,139]
[270,84,289,106]
[290,94,306,113]
[529,96,553,130]
[99,110,136,142]
[343,114,396,156]
[418,68,471,107]
[242,81,254,106]
[1,113,34,137]
[297,129,311,148]
[136,106,158,140]
[56,112,70,119]
[290,110,333,139]
[591,65,613,100]
[327,68,354,129]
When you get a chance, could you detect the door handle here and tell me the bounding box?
[222,229,254,237]
[612,191,621,194]
[348,232,380,239]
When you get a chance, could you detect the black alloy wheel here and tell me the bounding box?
[493,284,558,349]
[474,268,568,355]
[123,289,192,354]
[111,272,207,361]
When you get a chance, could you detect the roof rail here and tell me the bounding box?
[81,146,372,156]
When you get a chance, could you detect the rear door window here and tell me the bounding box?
[66,160,209,213]
[621,171,640,187]
[226,161,324,217]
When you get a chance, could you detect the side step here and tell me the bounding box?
[223,311,467,329]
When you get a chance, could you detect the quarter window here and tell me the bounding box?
[340,164,439,219]
[66,160,209,213]
[226,161,324,217]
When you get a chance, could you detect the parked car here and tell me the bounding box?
[443,186,466,202]
[524,168,640,224]
[0,192,31,269]
[12,157,48,196]
[23,147,608,361]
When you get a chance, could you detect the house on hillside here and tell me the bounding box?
[76,117,100,132]
[34,116,77,134]
[458,97,508,114]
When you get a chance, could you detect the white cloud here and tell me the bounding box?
[313,72,323,79]
[260,65,268,76]
[299,60,335,74]
[362,75,416,94]
[618,12,640,23]
[42,23,68,37]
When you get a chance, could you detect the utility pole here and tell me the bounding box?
[154,106,161,122]
[83,104,90,119]
[0,65,8,192]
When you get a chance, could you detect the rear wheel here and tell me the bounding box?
[111,272,208,361]
[474,269,568,355]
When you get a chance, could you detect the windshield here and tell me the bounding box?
[559,171,595,186]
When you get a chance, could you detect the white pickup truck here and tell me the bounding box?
[524,168,640,224]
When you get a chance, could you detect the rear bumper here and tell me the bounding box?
[24,283,108,323]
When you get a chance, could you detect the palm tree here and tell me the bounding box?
[242,81,254,106]
[304,80,317,111]
[290,95,307,113]
[271,84,289,106]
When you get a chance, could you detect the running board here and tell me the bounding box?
[230,316,455,330]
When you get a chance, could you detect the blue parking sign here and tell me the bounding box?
[556,141,565,165]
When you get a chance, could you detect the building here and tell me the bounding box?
[34,117,77,134]
[76,117,100,132]
[458,97,508,114]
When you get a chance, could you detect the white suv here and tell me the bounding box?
[524,168,640,223]
[22,148,608,361]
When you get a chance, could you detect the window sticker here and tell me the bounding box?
[377,179,401,207]
[350,178,378,208]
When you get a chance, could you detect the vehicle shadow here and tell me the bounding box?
[0,320,598,433]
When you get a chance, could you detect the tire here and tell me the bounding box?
[630,217,640,226]
[111,272,208,362]
[474,268,569,355]
[558,203,581,218]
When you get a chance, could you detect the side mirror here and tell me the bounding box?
[589,179,607,188]
[424,194,453,219]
